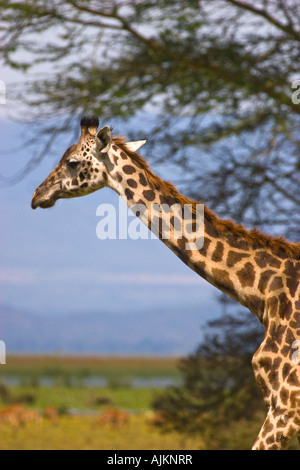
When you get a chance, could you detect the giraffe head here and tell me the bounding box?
[31,117,108,209]
[31,116,146,210]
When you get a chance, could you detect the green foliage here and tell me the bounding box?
[152,311,266,448]
[0,414,202,451]
[1,1,299,239]
[1,355,298,449]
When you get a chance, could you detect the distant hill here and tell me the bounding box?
[0,303,216,356]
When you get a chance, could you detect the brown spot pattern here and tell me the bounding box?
[258,270,276,294]
[211,268,235,293]
[199,238,211,257]
[123,165,136,175]
[127,179,138,188]
[236,262,255,287]
[254,251,282,269]
[139,173,148,186]
[125,188,134,200]
[143,190,156,202]
[227,250,250,267]
[283,261,300,298]
[211,241,224,262]
[269,276,284,291]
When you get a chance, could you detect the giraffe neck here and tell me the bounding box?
[105,139,298,326]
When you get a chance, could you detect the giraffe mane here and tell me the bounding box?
[112,136,300,260]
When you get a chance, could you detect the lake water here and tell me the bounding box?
[0,376,180,389]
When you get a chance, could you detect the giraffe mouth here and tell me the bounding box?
[31,199,56,209]
[39,199,56,209]
[31,181,62,209]
[31,193,57,210]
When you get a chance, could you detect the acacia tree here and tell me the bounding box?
[1,0,300,237]
[2,1,299,446]
[151,309,266,449]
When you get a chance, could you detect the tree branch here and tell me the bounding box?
[226,0,300,41]
[70,1,165,52]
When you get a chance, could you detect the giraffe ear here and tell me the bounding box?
[97,126,112,153]
[126,140,147,153]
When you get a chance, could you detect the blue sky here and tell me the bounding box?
[0,118,218,321]
[0,59,221,357]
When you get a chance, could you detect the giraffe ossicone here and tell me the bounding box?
[126,140,147,153]
[31,116,300,450]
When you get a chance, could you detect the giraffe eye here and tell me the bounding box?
[67,160,80,170]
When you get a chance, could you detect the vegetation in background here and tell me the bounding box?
[1,1,299,450]
[151,311,299,449]
[0,0,299,241]
[1,355,180,385]
[0,351,298,450]
[152,311,265,447]
[0,414,202,451]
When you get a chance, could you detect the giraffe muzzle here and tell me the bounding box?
[31,194,55,209]
[31,198,38,210]
[31,190,39,210]
[31,187,58,210]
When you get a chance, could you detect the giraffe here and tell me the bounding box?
[31,117,300,450]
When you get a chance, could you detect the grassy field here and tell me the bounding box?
[0,414,202,451]
[1,355,180,386]
[0,383,265,450]
[0,355,298,450]
[0,355,195,450]
[3,354,179,371]
[2,384,159,412]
